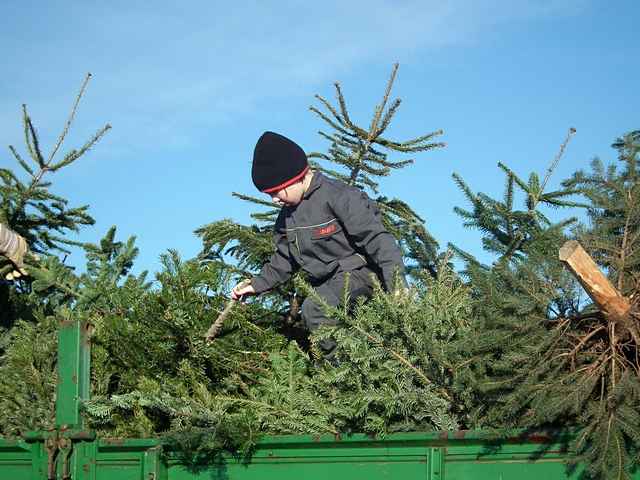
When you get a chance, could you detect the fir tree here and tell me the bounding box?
[0,73,110,328]
[196,63,446,341]
[1,73,109,261]
[0,75,111,434]
[450,128,582,266]
[307,63,445,276]
[452,129,640,479]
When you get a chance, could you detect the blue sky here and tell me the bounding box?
[1,0,638,274]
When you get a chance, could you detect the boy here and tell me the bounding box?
[232,131,406,358]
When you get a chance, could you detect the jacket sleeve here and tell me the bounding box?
[330,187,407,291]
[251,215,296,294]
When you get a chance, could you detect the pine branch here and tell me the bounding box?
[48,73,93,164]
[541,128,576,194]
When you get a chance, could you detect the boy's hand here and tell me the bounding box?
[393,286,414,301]
[231,279,256,301]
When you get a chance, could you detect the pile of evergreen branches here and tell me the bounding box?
[450,130,640,479]
[1,68,639,479]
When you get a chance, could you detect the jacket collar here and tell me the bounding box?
[303,170,324,200]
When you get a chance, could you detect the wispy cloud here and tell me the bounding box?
[1,0,590,156]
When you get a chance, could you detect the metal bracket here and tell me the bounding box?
[44,432,59,480]
[143,445,166,480]
[58,436,73,479]
[429,447,444,479]
[24,426,96,479]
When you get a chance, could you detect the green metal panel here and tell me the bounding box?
[164,435,432,480]
[0,439,43,480]
[443,439,584,479]
[74,440,99,480]
[1,430,635,479]
[19,433,580,480]
[56,319,91,429]
[163,432,583,480]
[94,439,166,480]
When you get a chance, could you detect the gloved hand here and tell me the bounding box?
[0,223,29,280]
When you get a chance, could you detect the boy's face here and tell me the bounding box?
[269,180,305,207]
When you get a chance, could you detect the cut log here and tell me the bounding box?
[559,240,631,321]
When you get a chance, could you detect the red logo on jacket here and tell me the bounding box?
[313,223,337,238]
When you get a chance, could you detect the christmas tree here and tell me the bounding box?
[196,63,446,338]
[0,74,110,433]
[451,129,640,479]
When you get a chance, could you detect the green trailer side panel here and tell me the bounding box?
[169,460,428,480]
[0,433,632,480]
[443,443,584,480]
[84,435,589,480]
[162,433,588,480]
[95,445,148,480]
[0,440,44,480]
[168,442,431,480]
[92,439,167,480]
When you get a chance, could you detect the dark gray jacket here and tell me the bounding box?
[251,172,405,293]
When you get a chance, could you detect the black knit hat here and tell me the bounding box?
[252,131,309,193]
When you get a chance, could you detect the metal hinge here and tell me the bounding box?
[24,426,96,479]
[44,431,59,480]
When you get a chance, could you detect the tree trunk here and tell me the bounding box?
[559,240,639,343]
